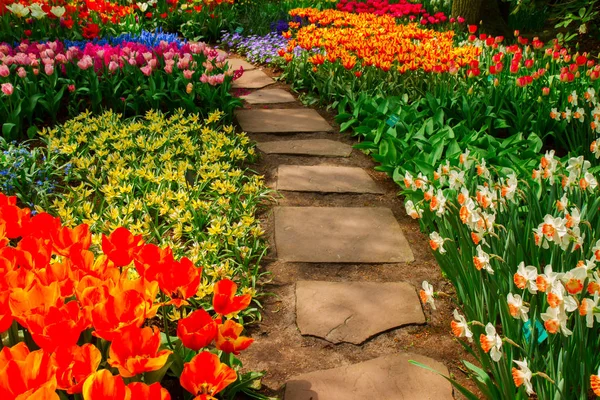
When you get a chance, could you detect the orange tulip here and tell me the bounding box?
[25,301,88,352]
[9,280,62,327]
[81,370,131,400]
[53,223,92,256]
[0,289,13,332]
[101,227,143,267]
[215,320,254,355]
[107,326,172,378]
[180,351,237,400]
[0,197,31,239]
[127,382,171,400]
[177,309,220,351]
[0,343,58,399]
[91,289,149,341]
[52,344,101,394]
[212,279,251,316]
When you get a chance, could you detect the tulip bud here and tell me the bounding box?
[542,87,550,96]
[468,86,474,95]
[494,78,499,87]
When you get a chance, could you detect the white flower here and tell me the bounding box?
[536,264,564,293]
[50,6,66,18]
[419,281,436,310]
[541,305,572,336]
[556,194,568,211]
[404,200,422,219]
[429,231,446,254]
[5,3,30,17]
[501,173,518,201]
[459,149,473,168]
[448,170,465,190]
[507,293,529,321]
[514,262,538,294]
[29,3,46,19]
[567,156,591,176]
[480,323,503,361]
[430,189,447,216]
[451,309,473,342]
[137,2,149,12]
[403,171,414,189]
[473,245,493,274]
[512,359,535,395]
[579,294,600,328]
[569,90,578,106]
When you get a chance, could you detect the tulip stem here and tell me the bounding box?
[161,302,174,350]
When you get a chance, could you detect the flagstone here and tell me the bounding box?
[226,58,256,71]
[235,109,333,133]
[295,281,424,344]
[277,165,383,194]
[241,88,295,104]
[257,139,352,157]
[274,207,414,263]
[284,353,453,400]
[232,69,275,89]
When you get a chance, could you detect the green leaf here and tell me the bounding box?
[2,123,16,138]
[414,159,434,176]
[26,126,39,139]
[340,119,357,132]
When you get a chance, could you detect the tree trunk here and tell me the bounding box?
[452,0,512,37]
[451,0,483,25]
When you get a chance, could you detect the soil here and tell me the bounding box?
[232,70,481,399]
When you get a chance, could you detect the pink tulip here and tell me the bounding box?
[17,67,26,78]
[140,65,152,76]
[1,83,14,96]
[68,84,75,93]
[108,61,119,72]
[0,65,9,77]
[183,69,193,79]
[45,63,54,75]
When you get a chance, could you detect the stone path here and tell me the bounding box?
[229,58,454,399]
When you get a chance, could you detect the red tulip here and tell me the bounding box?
[52,344,101,394]
[82,370,130,400]
[107,326,172,378]
[213,279,251,316]
[180,352,237,399]
[177,309,220,351]
[127,382,171,400]
[101,227,143,267]
[215,320,254,355]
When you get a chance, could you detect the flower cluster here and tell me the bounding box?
[0,192,254,398]
[220,31,293,65]
[1,0,135,42]
[40,110,268,293]
[285,8,480,73]
[0,38,240,139]
[336,0,451,25]
[410,148,600,397]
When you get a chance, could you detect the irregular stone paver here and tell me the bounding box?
[285,353,453,400]
[277,165,383,194]
[232,69,274,89]
[226,58,256,71]
[274,207,414,263]
[296,281,425,344]
[257,139,352,157]
[241,88,295,104]
[235,109,333,133]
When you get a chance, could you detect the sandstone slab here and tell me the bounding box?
[277,165,383,194]
[257,139,352,157]
[232,69,274,89]
[241,88,295,104]
[274,207,414,263]
[226,58,256,71]
[296,281,424,344]
[235,109,333,133]
[285,353,453,400]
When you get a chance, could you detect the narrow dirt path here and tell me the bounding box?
[223,55,474,399]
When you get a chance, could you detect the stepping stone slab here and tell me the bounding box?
[277,165,384,194]
[296,281,425,344]
[257,139,352,157]
[274,207,414,263]
[232,69,274,89]
[226,58,256,71]
[241,88,295,104]
[235,109,333,133]
[285,353,453,400]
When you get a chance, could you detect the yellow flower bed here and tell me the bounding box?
[40,109,269,293]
